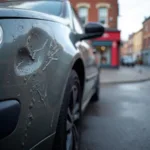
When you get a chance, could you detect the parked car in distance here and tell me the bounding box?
[0,0,104,150]
[121,56,136,67]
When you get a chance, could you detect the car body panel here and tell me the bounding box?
[76,41,98,104]
[65,1,98,105]
[0,1,99,150]
[0,18,80,150]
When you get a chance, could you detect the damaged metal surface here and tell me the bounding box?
[0,0,100,149]
[26,35,48,61]
[42,39,60,71]
[20,33,60,149]
[0,16,63,150]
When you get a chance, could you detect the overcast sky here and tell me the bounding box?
[118,0,150,41]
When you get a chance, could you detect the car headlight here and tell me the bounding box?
[0,26,3,44]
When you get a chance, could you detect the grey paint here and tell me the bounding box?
[0,1,99,150]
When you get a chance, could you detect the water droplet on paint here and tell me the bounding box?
[25,133,27,138]
[32,98,36,103]
[17,94,20,97]
[24,128,27,132]
[28,113,33,121]
[27,122,31,128]
[29,102,33,109]
[18,25,24,31]
[33,74,36,77]
[24,78,27,83]
[22,142,25,147]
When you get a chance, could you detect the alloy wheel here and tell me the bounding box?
[66,84,80,150]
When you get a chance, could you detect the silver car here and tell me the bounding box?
[0,0,104,150]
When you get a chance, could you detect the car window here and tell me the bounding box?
[71,7,84,34]
[1,1,63,17]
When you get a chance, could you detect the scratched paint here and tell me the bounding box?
[15,36,48,76]
[20,27,62,148]
[32,81,48,107]
[22,89,35,149]
[42,39,61,71]
[51,112,55,128]
[22,77,48,148]
[26,37,48,60]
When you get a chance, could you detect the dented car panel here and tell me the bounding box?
[0,1,99,150]
[0,18,73,150]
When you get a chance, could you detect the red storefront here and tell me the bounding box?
[92,29,121,68]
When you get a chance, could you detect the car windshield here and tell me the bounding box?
[126,57,133,61]
[0,0,63,16]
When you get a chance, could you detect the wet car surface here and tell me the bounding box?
[0,0,104,149]
[81,81,150,150]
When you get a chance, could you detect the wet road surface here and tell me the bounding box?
[81,81,150,150]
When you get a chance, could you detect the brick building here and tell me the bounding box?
[70,0,121,68]
[133,29,143,59]
[121,41,129,56]
[142,17,150,65]
[128,33,134,55]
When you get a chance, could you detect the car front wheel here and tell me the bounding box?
[53,70,82,150]
[91,74,100,102]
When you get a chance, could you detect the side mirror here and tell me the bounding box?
[85,22,104,35]
[78,22,105,41]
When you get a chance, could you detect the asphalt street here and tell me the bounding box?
[81,81,150,150]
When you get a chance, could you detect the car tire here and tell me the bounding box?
[91,75,100,102]
[52,70,82,150]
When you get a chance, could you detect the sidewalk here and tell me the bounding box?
[100,66,150,84]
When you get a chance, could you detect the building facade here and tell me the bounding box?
[121,41,129,56]
[133,29,143,60]
[142,17,150,65]
[127,33,134,56]
[70,0,121,68]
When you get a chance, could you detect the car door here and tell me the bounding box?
[70,8,99,104]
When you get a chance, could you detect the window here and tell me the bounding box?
[98,7,108,27]
[72,8,84,34]
[78,7,88,25]
[6,1,63,17]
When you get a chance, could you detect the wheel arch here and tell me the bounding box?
[72,58,85,96]
[52,54,85,139]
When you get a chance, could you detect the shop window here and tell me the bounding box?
[95,45,111,65]
[78,7,88,25]
[98,7,108,27]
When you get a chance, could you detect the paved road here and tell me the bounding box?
[81,81,150,150]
